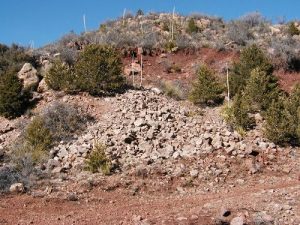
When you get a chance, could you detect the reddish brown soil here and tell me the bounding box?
[0,176,298,225]
[123,48,300,92]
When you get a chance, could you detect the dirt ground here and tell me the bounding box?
[0,173,299,225]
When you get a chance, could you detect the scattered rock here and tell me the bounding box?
[9,183,25,193]
[230,216,245,225]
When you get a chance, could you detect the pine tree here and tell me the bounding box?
[189,65,224,106]
[264,98,293,145]
[0,69,29,118]
[231,91,255,130]
[230,44,273,96]
[243,68,280,112]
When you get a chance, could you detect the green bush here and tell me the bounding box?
[264,84,300,145]
[242,68,280,112]
[0,44,36,74]
[223,92,255,131]
[288,22,300,36]
[286,84,300,144]
[22,116,52,162]
[85,142,111,175]
[264,98,293,145]
[186,18,200,34]
[74,44,125,95]
[0,69,29,118]
[189,65,224,106]
[45,59,76,93]
[46,45,125,95]
[230,44,273,97]
[164,41,177,52]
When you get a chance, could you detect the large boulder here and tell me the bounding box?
[18,63,39,90]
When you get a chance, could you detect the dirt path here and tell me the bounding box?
[1,179,299,225]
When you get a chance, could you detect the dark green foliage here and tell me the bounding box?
[22,116,53,162]
[230,44,273,96]
[186,18,200,34]
[287,22,300,36]
[45,59,76,93]
[74,45,125,95]
[189,65,224,106]
[46,45,125,95]
[164,41,177,51]
[264,97,293,145]
[0,69,29,118]
[226,92,255,131]
[0,44,36,74]
[85,142,111,175]
[285,84,300,144]
[243,68,280,112]
[136,9,144,17]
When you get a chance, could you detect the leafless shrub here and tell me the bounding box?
[42,102,90,143]
[226,21,254,45]
[270,36,300,71]
[0,158,36,192]
[124,11,134,19]
[60,48,78,66]
[140,32,160,49]
[0,166,22,192]
[240,12,267,28]
[175,34,195,49]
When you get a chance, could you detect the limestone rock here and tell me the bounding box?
[9,183,25,193]
[18,63,39,90]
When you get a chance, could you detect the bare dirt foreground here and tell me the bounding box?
[0,174,299,225]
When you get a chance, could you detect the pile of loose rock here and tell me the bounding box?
[48,89,283,178]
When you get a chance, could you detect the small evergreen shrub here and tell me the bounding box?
[186,18,200,34]
[0,69,29,118]
[22,116,52,162]
[74,44,125,95]
[230,44,273,97]
[223,92,255,131]
[287,22,300,36]
[45,59,75,92]
[264,98,293,145]
[164,41,177,52]
[189,65,224,106]
[285,84,300,144]
[242,68,280,112]
[12,102,89,164]
[85,142,111,175]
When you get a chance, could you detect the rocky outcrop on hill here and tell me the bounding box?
[18,63,39,90]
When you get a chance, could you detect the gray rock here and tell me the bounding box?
[18,63,39,90]
[190,169,199,178]
[9,183,25,193]
[230,216,245,225]
[134,118,145,127]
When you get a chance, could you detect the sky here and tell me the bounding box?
[1,0,299,48]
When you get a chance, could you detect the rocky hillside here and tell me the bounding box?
[40,12,300,72]
[0,11,300,225]
[1,88,299,224]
